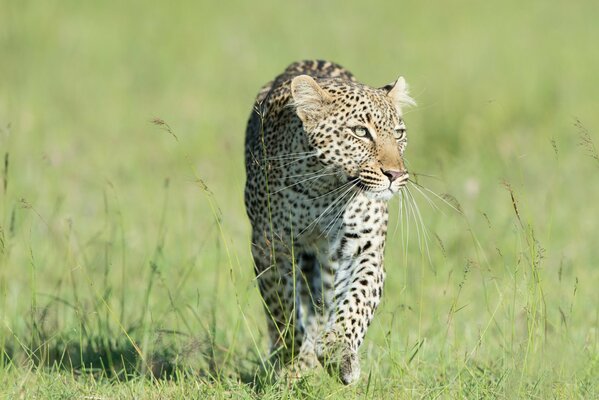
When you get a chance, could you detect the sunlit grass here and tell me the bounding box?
[1,0,599,398]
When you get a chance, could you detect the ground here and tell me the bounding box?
[1,0,598,398]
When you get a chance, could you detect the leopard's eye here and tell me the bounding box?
[351,126,371,139]
[393,127,406,141]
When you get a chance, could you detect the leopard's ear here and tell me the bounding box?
[291,75,332,127]
[385,76,416,112]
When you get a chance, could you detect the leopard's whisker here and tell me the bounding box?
[278,155,319,169]
[408,181,442,214]
[311,178,358,200]
[407,188,426,244]
[265,154,320,170]
[321,198,349,238]
[405,187,422,253]
[263,151,318,161]
[393,188,403,236]
[260,151,319,170]
[402,186,411,265]
[410,171,442,181]
[298,182,358,237]
[297,180,359,237]
[286,166,333,180]
[406,186,432,266]
[270,171,339,194]
[403,189,411,263]
[406,186,432,265]
[408,179,462,214]
[324,193,357,237]
[312,183,358,232]
[398,189,405,241]
[304,168,340,191]
[322,188,360,238]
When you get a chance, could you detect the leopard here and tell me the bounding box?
[244,60,415,385]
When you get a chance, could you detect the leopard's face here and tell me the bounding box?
[291,75,415,200]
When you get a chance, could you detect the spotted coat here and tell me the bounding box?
[244,60,414,385]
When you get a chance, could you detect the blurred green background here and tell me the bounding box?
[1,0,598,398]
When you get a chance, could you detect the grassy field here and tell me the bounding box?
[1,0,599,398]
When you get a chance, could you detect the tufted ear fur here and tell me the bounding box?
[291,75,332,128]
[385,76,416,112]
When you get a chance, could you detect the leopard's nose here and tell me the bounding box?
[381,168,407,183]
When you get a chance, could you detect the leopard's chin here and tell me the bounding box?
[363,188,396,201]
[355,178,399,201]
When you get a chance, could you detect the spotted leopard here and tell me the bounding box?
[244,60,415,385]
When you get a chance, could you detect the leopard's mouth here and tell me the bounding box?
[350,178,397,200]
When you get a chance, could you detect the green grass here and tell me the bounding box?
[1,0,599,398]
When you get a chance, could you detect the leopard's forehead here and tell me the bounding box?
[319,80,402,128]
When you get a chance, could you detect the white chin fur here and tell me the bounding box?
[364,189,396,201]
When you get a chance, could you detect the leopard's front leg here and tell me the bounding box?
[316,200,388,385]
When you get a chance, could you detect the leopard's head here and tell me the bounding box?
[291,74,415,200]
